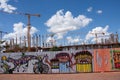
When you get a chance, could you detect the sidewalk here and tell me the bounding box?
[0,72,120,80]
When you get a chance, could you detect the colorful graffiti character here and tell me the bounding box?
[72,51,92,72]
[50,58,59,73]
[45,52,72,73]
[1,56,14,74]
[55,52,71,73]
[1,53,49,74]
[33,55,49,74]
[113,50,120,69]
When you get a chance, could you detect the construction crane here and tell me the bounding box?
[0,10,40,51]
[24,13,40,51]
[69,32,106,44]
[0,31,7,40]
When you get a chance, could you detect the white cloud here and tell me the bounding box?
[85,25,110,43]
[87,7,93,12]
[46,36,55,43]
[0,0,17,13]
[45,9,92,39]
[66,36,80,44]
[97,10,103,14]
[3,22,38,41]
[87,7,103,14]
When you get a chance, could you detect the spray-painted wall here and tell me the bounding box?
[93,49,111,72]
[110,48,120,70]
[0,48,119,74]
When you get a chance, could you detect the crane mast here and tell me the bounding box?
[25,13,40,51]
[0,31,7,40]
[0,10,40,51]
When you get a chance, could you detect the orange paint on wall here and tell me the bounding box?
[93,49,112,72]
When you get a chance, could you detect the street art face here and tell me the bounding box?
[1,56,7,61]
[75,51,92,64]
[1,56,15,73]
[74,51,93,72]
[55,52,71,73]
[45,52,71,73]
[56,52,70,62]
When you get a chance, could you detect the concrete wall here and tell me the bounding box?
[0,48,119,74]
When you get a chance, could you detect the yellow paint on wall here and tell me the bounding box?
[76,64,92,72]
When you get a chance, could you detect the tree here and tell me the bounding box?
[49,46,62,51]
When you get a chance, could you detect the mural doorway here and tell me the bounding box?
[75,51,93,72]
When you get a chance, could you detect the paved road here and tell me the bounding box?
[0,72,120,80]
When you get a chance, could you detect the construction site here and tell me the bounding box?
[0,8,120,52]
[0,8,120,74]
[0,30,120,52]
[0,1,120,80]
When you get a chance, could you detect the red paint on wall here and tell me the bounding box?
[93,49,111,72]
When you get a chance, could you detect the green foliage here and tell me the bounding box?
[49,46,62,51]
[113,50,120,53]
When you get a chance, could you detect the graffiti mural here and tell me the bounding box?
[33,55,49,74]
[111,49,120,69]
[49,58,59,73]
[0,53,49,74]
[1,56,14,74]
[71,51,93,72]
[56,52,71,73]
[93,49,111,72]
[45,52,73,73]
[0,49,120,74]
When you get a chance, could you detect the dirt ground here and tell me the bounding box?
[0,72,120,80]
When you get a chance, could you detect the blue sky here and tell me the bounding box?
[0,0,120,45]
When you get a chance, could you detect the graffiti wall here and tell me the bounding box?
[93,49,111,72]
[0,48,119,74]
[74,51,93,72]
[110,48,120,70]
[0,52,50,74]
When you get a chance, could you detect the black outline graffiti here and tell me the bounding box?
[33,55,49,74]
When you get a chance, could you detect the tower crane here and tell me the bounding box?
[0,10,40,51]
[24,13,40,51]
[69,32,105,44]
[0,31,7,40]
